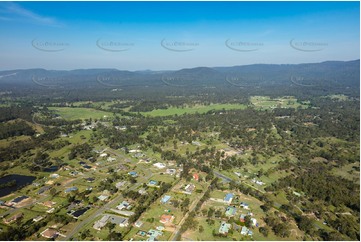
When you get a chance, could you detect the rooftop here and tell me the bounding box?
[224,193,234,202]
[161,195,171,204]
[219,221,231,234]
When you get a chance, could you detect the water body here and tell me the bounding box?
[43,166,59,172]
[0,174,36,197]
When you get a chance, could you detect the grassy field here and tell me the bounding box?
[140,103,247,117]
[0,135,31,148]
[326,94,349,101]
[250,96,309,110]
[48,107,114,120]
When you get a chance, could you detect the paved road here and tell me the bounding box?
[61,191,125,241]
[62,162,154,240]
[214,170,265,194]
[169,183,211,241]
[0,195,50,218]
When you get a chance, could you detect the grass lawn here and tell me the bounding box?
[140,103,247,117]
[150,174,177,184]
[210,190,227,200]
[184,218,233,241]
[250,96,309,110]
[0,135,31,148]
[326,94,349,101]
[48,107,114,120]
[331,161,360,183]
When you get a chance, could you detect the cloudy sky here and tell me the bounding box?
[0,1,359,70]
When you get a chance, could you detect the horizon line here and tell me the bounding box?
[0,59,359,72]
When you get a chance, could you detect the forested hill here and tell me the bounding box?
[0,60,359,91]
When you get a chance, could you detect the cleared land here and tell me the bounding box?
[48,107,114,120]
[140,103,247,117]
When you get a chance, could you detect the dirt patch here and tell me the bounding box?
[61,178,75,187]
[14,198,33,208]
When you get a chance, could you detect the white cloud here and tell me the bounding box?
[0,2,63,27]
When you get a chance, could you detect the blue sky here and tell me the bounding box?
[0,1,359,70]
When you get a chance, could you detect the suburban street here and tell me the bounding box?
[169,183,211,241]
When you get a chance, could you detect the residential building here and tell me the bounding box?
[138,188,147,195]
[153,163,166,169]
[41,228,58,239]
[148,180,159,187]
[116,181,127,189]
[166,169,176,175]
[224,193,234,204]
[98,195,109,201]
[160,214,174,224]
[240,226,253,236]
[65,186,78,193]
[184,184,195,194]
[117,201,132,210]
[240,202,249,209]
[7,195,29,206]
[219,221,231,235]
[3,213,23,224]
[108,215,129,227]
[128,171,137,177]
[93,215,109,230]
[225,206,236,217]
[42,200,56,208]
[134,220,144,228]
[33,215,44,222]
[160,195,171,204]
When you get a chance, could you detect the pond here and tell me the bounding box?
[0,174,36,197]
[43,166,59,172]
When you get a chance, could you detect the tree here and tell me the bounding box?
[259,226,269,237]
[106,222,116,233]
[297,216,314,234]
[199,225,204,233]
[49,188,57,196]
[244,215,252,227]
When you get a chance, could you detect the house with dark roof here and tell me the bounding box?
[38,186,51,194]
[70,207,89,219]
[9,196,29,205]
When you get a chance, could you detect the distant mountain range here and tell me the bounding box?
[0,60,359,89]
